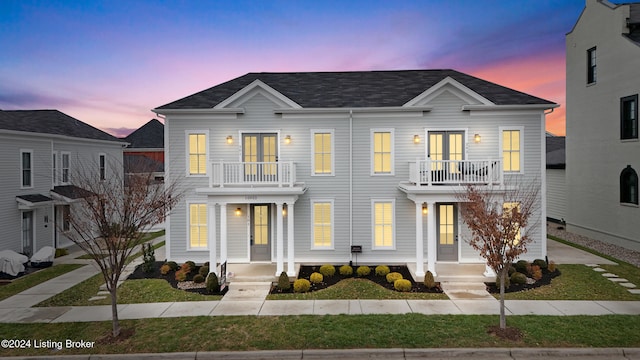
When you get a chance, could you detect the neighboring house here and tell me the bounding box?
[566,0,640,250]
[546,134,566,223]
[0,110,125,256]
[123,119,164,180]
[153,70,557,278]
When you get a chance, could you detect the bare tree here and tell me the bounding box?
[457,181,540,330]
[59,156,180,337]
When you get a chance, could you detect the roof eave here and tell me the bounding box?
[275,106,434,115]
[152,108,245,116]
[462,104,559,111]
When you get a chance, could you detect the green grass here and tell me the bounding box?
[267,278,448,300]
[74,230,165,259]
[87,279,222,305]
[0,264,83,301]
[1,315,639,356]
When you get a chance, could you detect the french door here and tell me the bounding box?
[242,133,278,182]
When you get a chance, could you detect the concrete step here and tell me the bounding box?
[440,282,495,300]
[221,282,272,302]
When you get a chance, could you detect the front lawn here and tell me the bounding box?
[0,264,84,301]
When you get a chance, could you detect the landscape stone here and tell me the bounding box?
[628,289,640,294]
[592,267,606,272]
[88,296,106,301]
[608,278,628,282]
[601,273,617,277]
[620,283,637,288]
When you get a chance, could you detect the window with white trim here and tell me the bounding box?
[99,154,106,180]
[187,132,208,175]
[61,152,70,184]
[312,200,333,249]
[312,130,334,175]
[372,200,394,249]
[371,129,394,175]
[501,128,522,173]
[503,202,521,246]
[621,95,638,140]
[52,151,58,186]
[20,150,33,188]
[587,47,597,84]
[188,203,208,249]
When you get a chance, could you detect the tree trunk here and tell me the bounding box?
[499,268,506,329]
[110,286,120,337]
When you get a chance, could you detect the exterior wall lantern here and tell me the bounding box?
[413,134,421,144]
[235,207,242,216]
[474,134,481,143]
[226,135,233,144]
[284,135,291,144]
[422,205,428,215]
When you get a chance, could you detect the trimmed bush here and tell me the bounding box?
[423,271,436,289]
[510,271,527,284]
[394,279,412,292]
[319,264,336,277]
[165,261,179,271]
[160,264,171,275]
[55,248,69,258]
[375,265,390,277]
[548,261,557,272]
[386,272,403,283]
[175,270,187,282]
[180,263,192,274]
[356,266,371,277]
[310,272,324,284]
[532,268,543,281]
[206,272,219,294]
[508,265,516,276]
[293,279,311,293]
[339,265,353,276]
[199,266,210,277]
[278,271,291,291]
[515,260,529,274]
[193,274,205,283]
[533,259,548,269]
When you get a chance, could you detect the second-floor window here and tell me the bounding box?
[188,133,207,175]
[371,129,394,175]
[21,150,33,188]
[502,129,522,173]
[99,154,106,180]
[312,130,334,175]
[621,95,638,140]
[61,152,71,184]
[587,47,597,84]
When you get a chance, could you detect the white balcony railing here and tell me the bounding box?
[409,159,503,187]
[211,161,296,187]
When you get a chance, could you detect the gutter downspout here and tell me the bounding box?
[349,109,353,262]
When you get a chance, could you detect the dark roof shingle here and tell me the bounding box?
[124,119,164,148]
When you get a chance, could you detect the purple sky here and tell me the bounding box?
[0,1,588,137]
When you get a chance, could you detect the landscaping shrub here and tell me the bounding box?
[277,271,291,291]
[394,279,412,292]
[508,265,516,276]
[185,261,197,272]
[310,272,323,284]
[199,266,209,277]
[510,271,527,285]
[356,266,371,277]
[193,274,205,283]
[175,270,187,282]
[515,260,529,274]
[533,259,548,269]
[319,264,336,277]
[532,268,543,281]
[293,279,311,293]
[166,261,179,271]
[548,261,557,272]
[375,265,390,276]
[423,271,436,289]
[55,248,68,258]
[339,265,353,276]
[160,264,171,275]
[386,272,403,283]
[206,272,219,294]
[141,243,156,273]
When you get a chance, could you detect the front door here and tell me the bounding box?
[250,204,271,261]
[437,204,458,261]
[429,131,464,181]
[22,211,33,256]
[243,133,278,182]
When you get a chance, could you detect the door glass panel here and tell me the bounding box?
[263,135,277,175]
[429,133,443,170]
[439,205,454,245]
[254,205,269,245]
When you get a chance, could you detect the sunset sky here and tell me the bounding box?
[0,0,588,137]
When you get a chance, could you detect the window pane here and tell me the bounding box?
[374,202,393,247]
[189,204,207,248]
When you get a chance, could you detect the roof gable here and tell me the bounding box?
[404,76,494,107]
[214,79,302,109]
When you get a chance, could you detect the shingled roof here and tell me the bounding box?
[155,69,556,110]
[0,110,124,142]
[124,119,164,148]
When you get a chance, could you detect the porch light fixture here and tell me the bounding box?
[235,207,242,216]
[474,134,481,143]
[422,205,428,215]
[413,134,421,144]
[284,135,291,144]
[226,135,233,144]
[282,206,287,216]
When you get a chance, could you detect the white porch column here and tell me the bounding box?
[208,202,217,276]
[415,201,425,277]
[286,202,296,276]
[275,202,284,275]
[426,201,437,276]
[219,203,227,265]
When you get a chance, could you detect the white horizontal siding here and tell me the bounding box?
[546,169,567,222]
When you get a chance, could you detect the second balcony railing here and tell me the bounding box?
[211,161,296,187]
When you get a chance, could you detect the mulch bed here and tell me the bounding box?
[485,268,561,293]
[270,264,443,294]
[127,261,226,295]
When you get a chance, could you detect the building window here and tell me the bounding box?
[312,130,334,175]
[312,200,333,249]
[189,203,208,248]
[371,129,394,175]
[52,152,58,186]
[620,166,638,205]
[501,129,522,173]
[62,205,71,232]
[621,95,638,140]
[372,200,394,249]
[99,154,106,180]
[20,150,33,188]
[187,132,207,175]
[61,152,70,184]
[587,47,597,84]
[503,202,521,245]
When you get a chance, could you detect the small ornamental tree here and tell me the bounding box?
[457,182,539,330]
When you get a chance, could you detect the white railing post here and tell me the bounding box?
[289,161,294,187]
[219,160,225,188]
[278,162,282,187]
[426,158,432,186]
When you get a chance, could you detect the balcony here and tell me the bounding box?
[210,161,297,188]
[408,159,503,187]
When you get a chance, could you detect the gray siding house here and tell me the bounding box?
[154,70,557,278]
[0,110,125,255]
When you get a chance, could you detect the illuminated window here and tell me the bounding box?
[373,200,394,249]
[312,131,333,175]
[312,200,333,248]
[188,133,207,175]
[20,150,33,188]
[372,130,394,174]
[189,203,207,248]
[621,95,638,140]
[502,129,521,173]
[503,202,521,245]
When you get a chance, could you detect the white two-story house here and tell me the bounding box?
[0,110,125,256]
[154,70,557,278]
